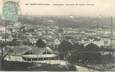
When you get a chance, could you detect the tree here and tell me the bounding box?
[36,39,46,48]
[73,43,84,50]
[58,40,73,59]
[9,39,20,46]
[67,43,102,65]
[85,43,100,51]
[0,41,14,61]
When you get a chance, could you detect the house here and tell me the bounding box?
[4,46,58,62]
[22,47,58,61]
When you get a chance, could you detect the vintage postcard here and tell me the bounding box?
[0,0,115,71]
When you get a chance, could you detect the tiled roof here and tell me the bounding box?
[7,46,54,55]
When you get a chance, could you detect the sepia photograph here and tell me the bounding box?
[0,0,115,71]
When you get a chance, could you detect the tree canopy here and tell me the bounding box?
[58,40,73,59]
[36,39,46,48]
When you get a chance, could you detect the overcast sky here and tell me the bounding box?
[0,0,115,17]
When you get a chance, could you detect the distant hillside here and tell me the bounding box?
[0,15,112,29]
[19,16,112,29]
